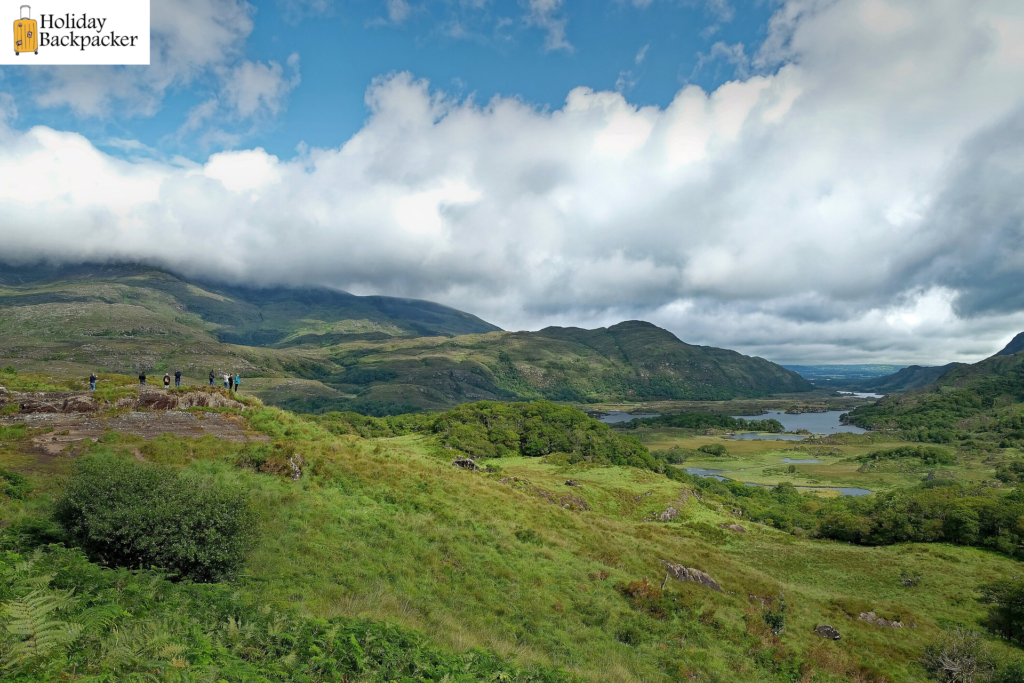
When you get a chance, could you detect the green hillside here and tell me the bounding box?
[0,265,812,414]
[3,393,1024,681]
[853,363,963,394]
[849,343,1024,444]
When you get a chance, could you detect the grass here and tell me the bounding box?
[629,428,1004,493]
[3,402,1024,681]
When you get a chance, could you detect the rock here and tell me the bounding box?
[660,559,723,592]
[62,396,98,413]
[658,507,680,522]
[858,611,904,628]
[19,399,59,413]
[287,454,306,481]
[814,624,841,640]
[719,523,746,533]
[452,457,482,471]
[634,491,653,501]
[565,479,581,487]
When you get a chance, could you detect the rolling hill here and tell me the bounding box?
[848,337,1024,441]
[0,263,812,413]
[852,363,963,393]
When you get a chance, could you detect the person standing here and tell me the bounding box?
[234,374,241,393]
[223,373,230,389]
[139,371,147,386]
[228,374,235,392]
[163,373,171,389]
[209,370,215,386]
[174,370,182,387]
[89,373,97,391]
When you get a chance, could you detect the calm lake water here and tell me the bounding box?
[683,468,871,496]
[595,411,660,424]
[729,433,806,441]
[838,391,884,399]
[780,457,820,464]
[732,410,867,435]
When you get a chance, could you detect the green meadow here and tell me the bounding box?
[2,392,1024,681]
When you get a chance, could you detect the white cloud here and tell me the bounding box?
[635,44,649,65]
[525,0,572,52]
[388,0,412,23]
[2,0,1024,363]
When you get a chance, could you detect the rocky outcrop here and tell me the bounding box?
[565,479,581,487]
[719,523,746,533]
[452,457,482,471]
[658,507,680,522]
[814,624,841,640]
[7,389,245,414]
[660,560,723,592]
[858,612,904,628]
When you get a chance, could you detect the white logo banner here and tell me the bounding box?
[3,0,149,65]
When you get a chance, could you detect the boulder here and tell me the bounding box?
[658,507,680,522]
[565,479,581,487]
[858,611,904,628]
[814,624,841,640]
[660,560,723,592]
[452,457,482,471]
[62,396,98,413]
[719,523,746,533]
[19,399,59,413]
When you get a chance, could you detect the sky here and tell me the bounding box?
[1,0,1023,365]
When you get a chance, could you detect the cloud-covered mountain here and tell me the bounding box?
[1,0,1023,364]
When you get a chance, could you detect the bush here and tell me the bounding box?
[859,445,957,466]
[762,593,787,635]
[53,454,256,581]
[922,628,994,683]
[698,443,728,457]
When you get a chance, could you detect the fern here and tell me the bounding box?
[2,589,83,665]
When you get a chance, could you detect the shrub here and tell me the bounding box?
[698,443,728,457]
[859,445,957,466]
[53,454,256,581]
[0,469,31,500]
[762,593,787,635]
[922,628,994,683]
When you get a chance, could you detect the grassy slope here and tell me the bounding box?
[3,405,1022,682]
[849,351,1024,436]
[0,266,813,412]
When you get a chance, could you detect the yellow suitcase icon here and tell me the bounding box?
[14,5,38,56]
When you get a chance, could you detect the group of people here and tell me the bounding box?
[135,370,186,388]
[86,370,242,393]
[209,370,241,391]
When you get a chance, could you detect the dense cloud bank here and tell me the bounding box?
[1,0,1023,363]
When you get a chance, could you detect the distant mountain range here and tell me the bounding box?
[0,263,812,413]
[849,331,1024,435]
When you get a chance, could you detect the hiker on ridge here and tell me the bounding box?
[89,373,97,391]
[163,373,171,389]
[229,374,235,392]
[174,370,182,387]
[234,374,241,393]
[139,371,146,386]
[223,373,230,389]
[209,370,215,386]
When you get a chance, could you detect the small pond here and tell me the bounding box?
[684,468,871,496]
[595,411,661,424]
[780,457,821,464]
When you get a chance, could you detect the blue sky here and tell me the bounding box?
[2,0,1023,364]
[5,0,775,159]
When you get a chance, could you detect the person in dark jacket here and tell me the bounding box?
[139,371,146,386]
[163,373,171,389]
[209,370,215,386]
[228,374,235,391]
[174,370,182,387]
[89,373,97,391]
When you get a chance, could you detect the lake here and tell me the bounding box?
[683,467,872,496]
[595,411,660,424]
[732,410,867,435]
